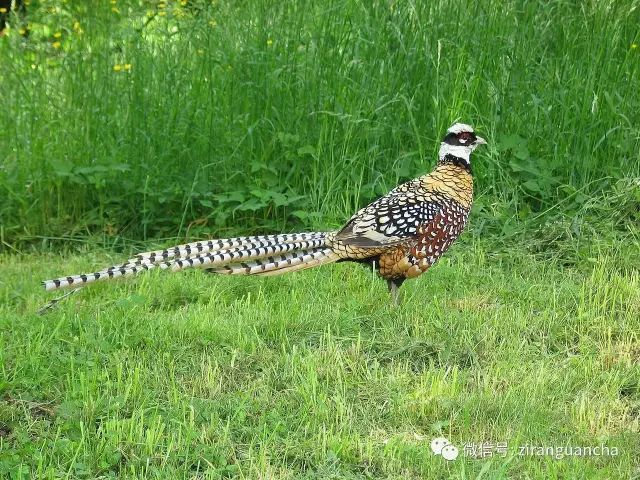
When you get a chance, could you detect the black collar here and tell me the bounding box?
[438,154,472,174]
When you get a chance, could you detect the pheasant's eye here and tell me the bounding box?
[458,132,472,143]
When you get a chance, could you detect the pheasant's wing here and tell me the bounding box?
[335,180,443,248]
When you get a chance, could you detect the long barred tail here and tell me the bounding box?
[122,232,328,268]
[42,232,338,291]
[208,247,339,276]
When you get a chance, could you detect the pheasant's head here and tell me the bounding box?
[438,123,486,168]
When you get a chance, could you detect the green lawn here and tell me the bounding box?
[1,242,638,478]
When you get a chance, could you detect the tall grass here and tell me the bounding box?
[1,0,639,249]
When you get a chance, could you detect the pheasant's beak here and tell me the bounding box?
[475,136,487,146]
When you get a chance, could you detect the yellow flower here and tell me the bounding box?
[52,41,61,49]
[181,0,188,5]
[53,32,62,38]
[111,7,119,13]
[0,8,7,13]
[158,11,166,16]
[113,64,122,72]
[197,49,204,55]
[266,39,273,46]
[124,63,132,71]
[632,44,638,50]
[110,0,117,3]
[158,1,166,8]
[19,28,26,35]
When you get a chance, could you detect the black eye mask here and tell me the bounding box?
[443,131,477,146]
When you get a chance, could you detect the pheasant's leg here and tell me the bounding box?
[387,278,405,306]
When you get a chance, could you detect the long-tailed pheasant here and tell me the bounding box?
[43,123,486,304]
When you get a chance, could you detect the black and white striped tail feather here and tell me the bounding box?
[42,261,172,291]
[256,249,340,276]
[122,232,328,268]
[207,248,339,276]
[42,232,332,291]
[169,237,327,271]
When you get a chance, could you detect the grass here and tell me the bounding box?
[1,241,639,478]
[1,0,639,246]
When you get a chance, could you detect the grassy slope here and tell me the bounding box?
[1,243,638,478]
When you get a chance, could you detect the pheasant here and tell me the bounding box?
[43,123,486,305]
